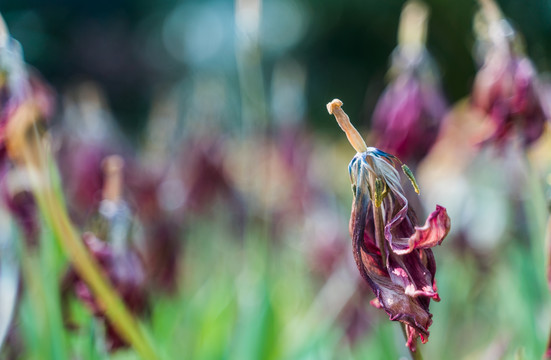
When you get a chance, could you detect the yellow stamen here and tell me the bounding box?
[327,99,367,153]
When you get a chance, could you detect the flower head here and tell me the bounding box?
[373,1,447,163]
[471,0,548,148]
[62,156,149,352]
[64,232,148,351]
[328,99,450,351]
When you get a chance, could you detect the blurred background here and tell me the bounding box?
[3,0,551,134]
[1,0,551,359]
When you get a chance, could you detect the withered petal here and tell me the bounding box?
[390,205,450,255]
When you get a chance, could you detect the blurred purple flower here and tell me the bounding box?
[472,52,547,147]
[373,1,447,165]
[374,53,447,164]
[126,167,182,293]
[471,2,548,148]
[57,142,109,222]
[348,148,450,351]
[180,136,242,215]
[64,232,148,352]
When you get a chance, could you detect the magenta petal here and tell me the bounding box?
[388,249,439,300]
[392,205,450,255]
[347,151,450,350]
[358,243,433,339]
[350,188,433,343]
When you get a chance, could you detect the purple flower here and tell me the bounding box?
[328,99,450,352]
[373,55,447,164]
[373,1,447,164]
[473,54,547,147]
[471,5,547,148]
[64,232,148,352]
[348,149,450,351]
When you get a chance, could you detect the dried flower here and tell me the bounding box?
[471,0,548,148]
[64,232,148,351]
[63,156,149,352]
[373,1,447,164]
[328,99,450,352]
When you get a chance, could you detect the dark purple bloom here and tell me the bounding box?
[471,7,547,148]
[57,142,109,222]
[64,232,148,352]
[373,1,447,164]
[472,52,547,147]
[55,83,131,224]
[348,149,450,351]
[373,54,447,164]
[62,156,149,352]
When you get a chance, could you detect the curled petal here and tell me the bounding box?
[405,324,428,352]
[358,244,432,340]
[391,205,450,255]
